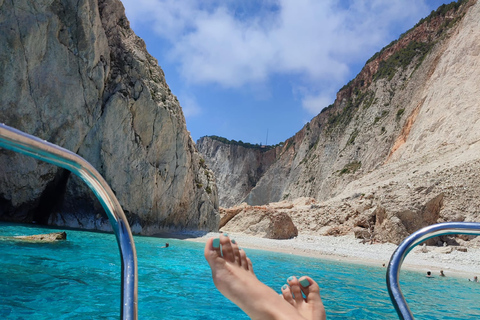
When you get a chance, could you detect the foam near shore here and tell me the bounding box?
[185,231,480,279]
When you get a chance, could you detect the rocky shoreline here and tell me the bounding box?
[185,231,480,279]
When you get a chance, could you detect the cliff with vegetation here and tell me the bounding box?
[198,0,480,243]
[0,0,219,234]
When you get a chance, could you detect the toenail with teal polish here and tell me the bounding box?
[231,239,236,244]
[287,276,294,282]
[300,279,310,287]
[282,284,288,290]
[212,238,220,248]
[223,232,229,237]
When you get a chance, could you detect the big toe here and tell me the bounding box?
[298,276,326,320]
[204,237,222,265]
[299,277,321,302]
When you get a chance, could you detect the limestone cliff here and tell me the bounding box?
[0,0,219,234]
[198,0,480,243]
[196,137,280,208]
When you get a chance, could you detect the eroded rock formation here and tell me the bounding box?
[0,0,219,234]
[219,204,298,240]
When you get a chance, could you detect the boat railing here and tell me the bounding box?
[387,221,480,319]
[0,123,138,320]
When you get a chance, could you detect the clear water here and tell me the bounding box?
[1,223,480,319]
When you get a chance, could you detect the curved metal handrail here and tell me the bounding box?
[387,222,480,319]
[0,123,138,320]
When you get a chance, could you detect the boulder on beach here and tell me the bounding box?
[220,205,298,239]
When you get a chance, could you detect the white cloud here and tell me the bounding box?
[123,0,433,113]
[302,93,335,115]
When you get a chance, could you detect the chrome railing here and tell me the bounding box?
[387,222,480,319]
[0,123,138,320]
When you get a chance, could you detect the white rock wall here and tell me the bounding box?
[0,0,219,234]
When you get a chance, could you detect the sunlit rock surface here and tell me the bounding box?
[0,0,219,234]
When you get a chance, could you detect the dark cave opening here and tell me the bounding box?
[32,169,71,225]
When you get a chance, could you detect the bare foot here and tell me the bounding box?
[281,276,326,320]
[204,234,306,320]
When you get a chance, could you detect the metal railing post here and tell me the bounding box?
[387,222,480,319]
[0,123,138,319]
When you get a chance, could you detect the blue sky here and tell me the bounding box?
[122,0,451,145]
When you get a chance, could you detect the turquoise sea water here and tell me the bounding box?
[1,223,480,319]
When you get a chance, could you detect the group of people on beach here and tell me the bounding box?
[204,233,326,320]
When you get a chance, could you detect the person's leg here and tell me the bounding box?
[281,276,326,320]
[204,234,306,320]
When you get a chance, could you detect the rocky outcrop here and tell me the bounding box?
[219,205,246,228]
[199,0,480,243]
[220,204,298,239]
[220,182,463,245]
[0,0,219,234]
[11,232,67,242]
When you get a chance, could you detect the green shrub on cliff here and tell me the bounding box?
[339,161,362,175]
[415,0,467,28]
[205,135,280,151]
[367,0,466,80]
[374,41,434,81]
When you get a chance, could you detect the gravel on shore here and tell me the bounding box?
[184,231,480,279]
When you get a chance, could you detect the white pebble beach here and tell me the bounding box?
[186,232,480,279]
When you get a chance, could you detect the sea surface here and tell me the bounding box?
[1,222,480,319]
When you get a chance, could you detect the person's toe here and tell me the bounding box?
[204,237,224,274]
[281,284,295,305]
[231,239,242,266]
[220,233,235,263]
[299,276,326,320]
[246,257,254,274]
[238,248,248,269]
[287,276,304,303]
[298,276,322,303]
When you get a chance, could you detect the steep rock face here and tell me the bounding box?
[200,0,477,206]
[252,0,478,205]
[0,0,219,234]
[197,137,279,208]
[199,0,480,243]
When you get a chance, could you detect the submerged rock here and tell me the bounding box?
[12,232,67,242]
